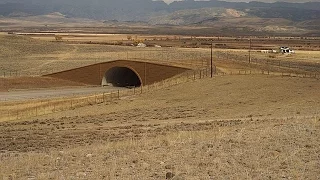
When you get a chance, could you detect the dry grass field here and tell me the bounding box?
[0,31,320,179]
[1,33,319,78]
[0,34,210,76]
[219,49,320,64]
[0,75,319,179]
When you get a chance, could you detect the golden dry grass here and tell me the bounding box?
[0,71,195,122]
[0,34,209,76]
[218,49,320,64]
[1,75,319,179]
[1,116,319,179]
[1,33,319,78]
[1,33,320,179]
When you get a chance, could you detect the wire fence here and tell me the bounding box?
[1,46,319,121]
[1,48,319,78]
[1,65,319,122]
[0,68,209,121]
[215,51,320,74]
[1,63,319,122]
[0,49,210,77]
[216,69,320,79]
[0,70,21,78]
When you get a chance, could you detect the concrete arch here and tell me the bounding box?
[45,60,189,86]
[102,66,142,87]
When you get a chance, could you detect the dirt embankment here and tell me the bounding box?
[0,76,86,92]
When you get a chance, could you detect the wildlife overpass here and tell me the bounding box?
[45,60,190,87]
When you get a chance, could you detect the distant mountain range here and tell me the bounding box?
[0,0,319,21]
[1,0,320,35]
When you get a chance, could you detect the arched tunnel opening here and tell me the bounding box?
[104,67,142,87]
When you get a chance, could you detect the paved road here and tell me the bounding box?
[0,86,124,102]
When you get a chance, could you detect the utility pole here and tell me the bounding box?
[144,62,147,86]
[249,38,252,63]
[211,43,213,78]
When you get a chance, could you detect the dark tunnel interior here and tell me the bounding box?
[105,67,141,87]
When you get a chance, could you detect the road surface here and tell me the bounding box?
[0,86,124,102]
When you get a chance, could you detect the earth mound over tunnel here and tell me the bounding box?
[45,60,189,86]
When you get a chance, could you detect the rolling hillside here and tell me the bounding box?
[1,0,320,35]
[1,0,319,21]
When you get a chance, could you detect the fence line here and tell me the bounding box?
[1,66,319,122]
[216,51,320,74]
[0,69,207,121]
[0,49,210,77]
[1,48,319,77]
[216,69,319,79]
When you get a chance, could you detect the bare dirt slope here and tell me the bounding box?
[0,76,86,92]
[0,75,319,179]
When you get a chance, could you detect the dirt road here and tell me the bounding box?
[0,86,123,101]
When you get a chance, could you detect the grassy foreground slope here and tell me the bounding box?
[0,75,319,179]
